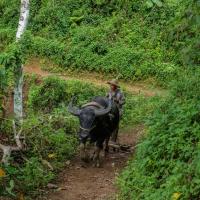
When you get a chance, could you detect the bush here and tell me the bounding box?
[28,76,69,112]
[121,94,160,129]
[0,109,78,198]
[28,76,106,112]
[7,1,198,85]
[20,157,55,191]
[0,28,15,51]
[118,70,200,199]
[0,0,20,28]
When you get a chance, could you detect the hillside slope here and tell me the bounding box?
[1,0,199,82]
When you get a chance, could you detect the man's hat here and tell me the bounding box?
[107,79,120,87]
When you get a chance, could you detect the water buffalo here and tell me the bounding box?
[68,96,119,167]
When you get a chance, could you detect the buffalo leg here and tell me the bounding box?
[104,136,110,157]
[89,143,96,161]
[111,125,119,143]
[80,143,87,161]
[111,125,120,152]
[93,146,101,167]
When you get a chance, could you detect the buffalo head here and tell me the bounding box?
[68,98,111,142]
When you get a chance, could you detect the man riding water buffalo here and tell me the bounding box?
[68,79,125,167]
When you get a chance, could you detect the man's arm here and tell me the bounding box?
[116,91,125,106]
[106,91,112,100]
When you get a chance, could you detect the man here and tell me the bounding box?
[106,79,125,143]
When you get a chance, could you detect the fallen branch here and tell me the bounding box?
[0,120,25,164]
[109,143,132,152]
[42,159,54,171]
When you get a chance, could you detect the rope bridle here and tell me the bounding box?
[79,125,96,132]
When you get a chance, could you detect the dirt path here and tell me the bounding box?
[40,126,143,200]
[24,59,165,97]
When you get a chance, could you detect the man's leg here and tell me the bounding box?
[111,124,119,143]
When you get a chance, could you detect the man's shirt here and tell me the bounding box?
[107,88,125,109]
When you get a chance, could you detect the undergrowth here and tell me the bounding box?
[118,69,200,199]
[1,0,199,84]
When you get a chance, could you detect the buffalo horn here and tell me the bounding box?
[68,101,81,116]
[94,100,112,116]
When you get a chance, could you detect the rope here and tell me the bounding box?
[80,125,96,132]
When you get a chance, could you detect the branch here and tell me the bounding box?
[0,120,24,164]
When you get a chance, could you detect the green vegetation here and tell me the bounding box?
[0,76,79,198]
[118,70,200,199]
[1,0,198,83]
[0,0,200,199]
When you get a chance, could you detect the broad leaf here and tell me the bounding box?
[152,0,163,7]
[146,0,154,8]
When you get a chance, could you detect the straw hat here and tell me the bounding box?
[107,79,120,87]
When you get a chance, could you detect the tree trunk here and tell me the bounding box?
[14,0,30,122]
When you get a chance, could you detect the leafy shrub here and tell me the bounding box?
[20,157,55,191]
[28,76,106,112]
[0,28,15,51]
[121,95,160,129]
[0,42,24,118]
[118,69,200,199]
[1,0,199,76]
[167,0,200,66]
[0,67,7,90]
[0,42,24,90]
[1,0,185,83]
[0,67,7,117]
[0,109,78,198]
[22,112,78,157]
[0,0,20,28]
[28,77,69,112]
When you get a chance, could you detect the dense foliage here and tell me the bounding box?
[0,42,23,118]
[118,70,200,199]
[1,0,199,82]
[0,76,78,198]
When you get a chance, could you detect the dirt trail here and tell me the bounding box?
[24,59,165,97]
[40,126,143,200]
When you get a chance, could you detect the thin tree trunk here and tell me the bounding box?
[14,0,30,121]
